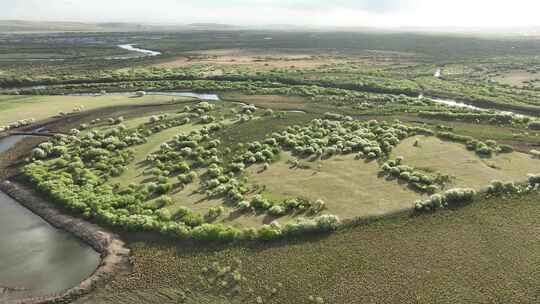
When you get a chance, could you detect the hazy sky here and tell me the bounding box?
[2,0,540,28]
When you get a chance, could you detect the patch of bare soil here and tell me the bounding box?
[153,48,347,70]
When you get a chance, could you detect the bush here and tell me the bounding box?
[207,206,224,220]
[444,188,476,203]
[499,144,514,153]
[191,223,242,242]
[314,214,341,231]
[182,212,204,227]
[527,173,540,185]
[528,121,540,130]
[155,195,173,207]
[268,205,286,216]
[251,195,271,210]
[157,209,172,221]
[415,188,476,212]
[259,223,283,240]
[310,199,325,214]
[178,172,196,184]
[284,215,341,234]
[237,200,251,211]
[487,180,518,194]
[31,147,47,159]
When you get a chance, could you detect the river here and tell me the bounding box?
[70,91,221,101]
[115,44,162,58]
[0,136,100,302]
[419,94,531,118]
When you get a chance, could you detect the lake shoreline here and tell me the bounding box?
[0,181,130,304]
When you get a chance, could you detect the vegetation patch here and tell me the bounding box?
[392,135,540,189]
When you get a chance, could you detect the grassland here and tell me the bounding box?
[248,152,426,219]
[393,136,540,189]
[11,93,540,230]
[108,122,203,187]
[3,28,540,304]
[0,94,181,126]
[493,69,540,87]
[76,191,540,304]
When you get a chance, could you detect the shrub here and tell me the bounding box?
[499,144,514,153]
[178,172,196,184]
[315,214,341,231]
[310,199,325,214]
[251,195,271,210]
[415,188,475,212]
[31,147,47,159]
[157,209,172,221]
[182,212,204,227]
[259,223,282,240]
[268,205,286,216]
[207,206,224,220]
[237,200,251,211]
[414,193,445,211]
[284,215,341,234]
[149,115,160,123]
[155,195,173,207]
[527,173,540,185]
[191,224,240,242]
[528,121,540,130]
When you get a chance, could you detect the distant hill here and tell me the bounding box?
[0,20,251,33]
[2,20,538,36]
[187,23,237,28]
[0,20,159,33]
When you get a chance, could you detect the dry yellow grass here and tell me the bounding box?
[168,171,302,228]
[153,48,346,70]
[392,135,540,189]
[247,153,426,220]
[493,69,540,87]
[0,94,176,125]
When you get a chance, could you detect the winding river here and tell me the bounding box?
[115,44,162,58]
[422,95,531,118]
[67,91,220,101]
[0,136,100,302]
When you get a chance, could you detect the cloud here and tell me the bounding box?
[0,0,539,29]
[208,0,410,13]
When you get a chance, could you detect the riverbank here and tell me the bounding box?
[0,181,130,304]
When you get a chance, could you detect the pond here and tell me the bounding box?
[0,136,100,302]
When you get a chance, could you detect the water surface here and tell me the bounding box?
[116,44,161,57]
[0,136,100,302]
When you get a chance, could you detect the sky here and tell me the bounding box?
[2,0,540,29]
